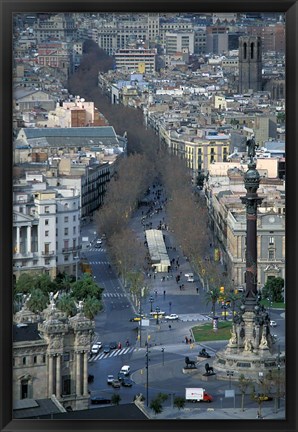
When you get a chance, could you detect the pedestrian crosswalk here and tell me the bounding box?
[88,261,109,265]
[102,292,127,298]
[88,347,136,363]
[88,248,107,252]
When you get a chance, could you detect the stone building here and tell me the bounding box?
[13,298,94,413]
[238,35,262,93]
[13,176,81,280]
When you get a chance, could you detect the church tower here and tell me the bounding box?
[238,36,262,93]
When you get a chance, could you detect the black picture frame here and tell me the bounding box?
[1,1,297,432]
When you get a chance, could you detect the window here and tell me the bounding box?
[45,231,49,237]
[269,237,274,245]
[45,219,49,225]
[73,227,76,235]
[63,353,70,362]
[73,215,76,222]
[64,216,68,223]
[64,255,69,262]
[33,356,37,364]
[45,259,50,265]
[64,228,68,236]
[42,355,46,363]
[21,379,29,399]
[45,206,50,213]
[269,249,275,260]
[22,357,26,365]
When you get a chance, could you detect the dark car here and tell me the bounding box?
[90,396,112,405]
[111,379,121,388]
[103,345,110,354]
[109,341,117,350]
[122,378,133,387]
[117,372,126,381]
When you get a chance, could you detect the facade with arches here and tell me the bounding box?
[13,300,94,412]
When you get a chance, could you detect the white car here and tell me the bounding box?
[187,276,195,282]
[91,342,102,354]
[107,374,114,384]
[184,272,193,278]
[270,320,277,327]
[165,314,179,320]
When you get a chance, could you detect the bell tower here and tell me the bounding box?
[239,36,262,93]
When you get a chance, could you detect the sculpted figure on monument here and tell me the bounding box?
[247,135,258,158]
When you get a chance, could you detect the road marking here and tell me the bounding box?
[88,347,135,362]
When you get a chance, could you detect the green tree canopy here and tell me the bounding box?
[27,288,48,313]
[71,273,103,301]
[262,277,284,302]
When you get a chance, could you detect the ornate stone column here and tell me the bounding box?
[48,355,54,396]
[76,352,81,396]
[27,226,31,253]
[16,226,20,253]
[83,351,88,396]
[56,354,61,397]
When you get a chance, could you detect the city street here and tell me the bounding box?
[80,185,285,418]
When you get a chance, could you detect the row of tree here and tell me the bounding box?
[14,272,103,319]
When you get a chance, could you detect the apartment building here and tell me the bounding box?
[13,175,81,280]
[204,163,285,289]
[114,48,157,73]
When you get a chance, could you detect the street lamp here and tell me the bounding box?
[74,255,80,281]
[169,301,172,314]
[277,347,281,410]
[227,370,234,389]
[161,347,165,366]
[149,296,154,312]
[145,336,151,407]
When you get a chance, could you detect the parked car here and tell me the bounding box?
[111,379,121,388]
[118,372,126,381]
[122,378,133,387]
[185,273,194,278]
[165,313,179,320]
[96,239,103,245]
[107,374,114,384]
[187,276,195,282]
[91,343,102,355]
[270,320,277,327]
[103,345,110,354]
[109,341,117,349]
[120,365,131,376]
[90,396,112,405]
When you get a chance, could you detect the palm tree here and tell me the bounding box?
[57,293,76,317]
[205,286,221,317]
[27,288,48,313]
[82,295,102,319]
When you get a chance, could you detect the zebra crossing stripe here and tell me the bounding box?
[88,347,135,362]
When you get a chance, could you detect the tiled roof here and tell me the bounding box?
[13,323,42,342]
[21,127,117,139]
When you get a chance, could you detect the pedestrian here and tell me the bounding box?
[185,336,188,344]
[153,274,156,279]
[189,338,192,344]
[155,290,157,296]
[179,285,182,291]
[163,290,166,296]
[169,325,172,330]
[196,287,199,294]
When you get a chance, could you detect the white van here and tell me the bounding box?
[120,365,130,376]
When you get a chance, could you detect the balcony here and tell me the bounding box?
[62,245,82,253]
[41,250,55,257]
